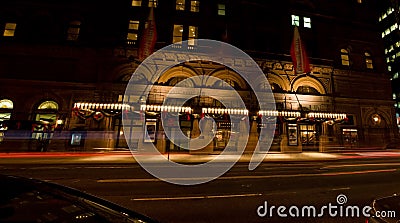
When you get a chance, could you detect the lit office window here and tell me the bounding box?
[132,0,142,6]
[176,0,185,10]
[357,0,362,3]
[173,24,183,43]
[291,15,300,26]
[175,0,185,11]
[148,0,157,7]
[66,21,81,41]
[3,23,17,37]
[127,20,140,44]
[304,17,311,28]
[188,26,198,46]
[191,1,200,12]
[340,49,350,66]
[218,4,226,15]
[365,52,373,69]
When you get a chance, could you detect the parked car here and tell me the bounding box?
[0,174,159,223]
[369,193,400,223]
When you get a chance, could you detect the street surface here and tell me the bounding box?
[0,152,400,223]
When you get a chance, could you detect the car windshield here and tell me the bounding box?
[375,195,400,212]
[0,176,148,223]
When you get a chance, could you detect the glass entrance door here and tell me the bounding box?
[299,124,319,150]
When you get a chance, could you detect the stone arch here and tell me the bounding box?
[265,72,290,92]
[363,108,391,128]
[112,63,138,83]
[157,65,199,85]
[24,91,67,115]
[209,69,248,90]
[291,75,326,95]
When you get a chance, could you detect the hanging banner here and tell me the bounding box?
[138,7,157,61]
[290,26,311,75]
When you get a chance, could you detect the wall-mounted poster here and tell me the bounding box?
[144,119,157,142]
[288,124,298,146]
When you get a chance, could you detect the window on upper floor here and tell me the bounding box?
[173,24,183,43]
[291,15,300,26]
[340,49,350,66]
[3,23,17,37]
[365,52,373,69]
[303,17,311,28]
[176,0,185,10]
[357,0,362,3]
[127,20,140,45]
[172,25,198,48]
[66,21,81,41]
[148,0,157,7]
[218,4,226,16]
[393,72,399,80]
[291,15,311,28]
[191,1,200,12]
[188,26,198,46]
[132,0,142,6]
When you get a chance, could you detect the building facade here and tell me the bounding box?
[379,0,400,131]
[0,0,397,153]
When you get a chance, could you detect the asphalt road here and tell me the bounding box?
[1,157,400,223]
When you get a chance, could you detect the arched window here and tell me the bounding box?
[365,52,373,69]
[67,20,81,41]
[32,100,59,140]
[0,99,13,123]
[340,49,350,66]
[35,100,58,123]
[296,85,320,95]
[222,78,236,88]
[0,99,13,109]
[212,78,239,90]
[271,83,284,92]
[168,76,186,86]
[38,101,58,110]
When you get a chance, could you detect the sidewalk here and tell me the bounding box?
[0,149,400,164]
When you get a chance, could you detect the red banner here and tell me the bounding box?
[290,27,311,75]
[138,7,157,61]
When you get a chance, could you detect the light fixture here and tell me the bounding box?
[372,114,381,124]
